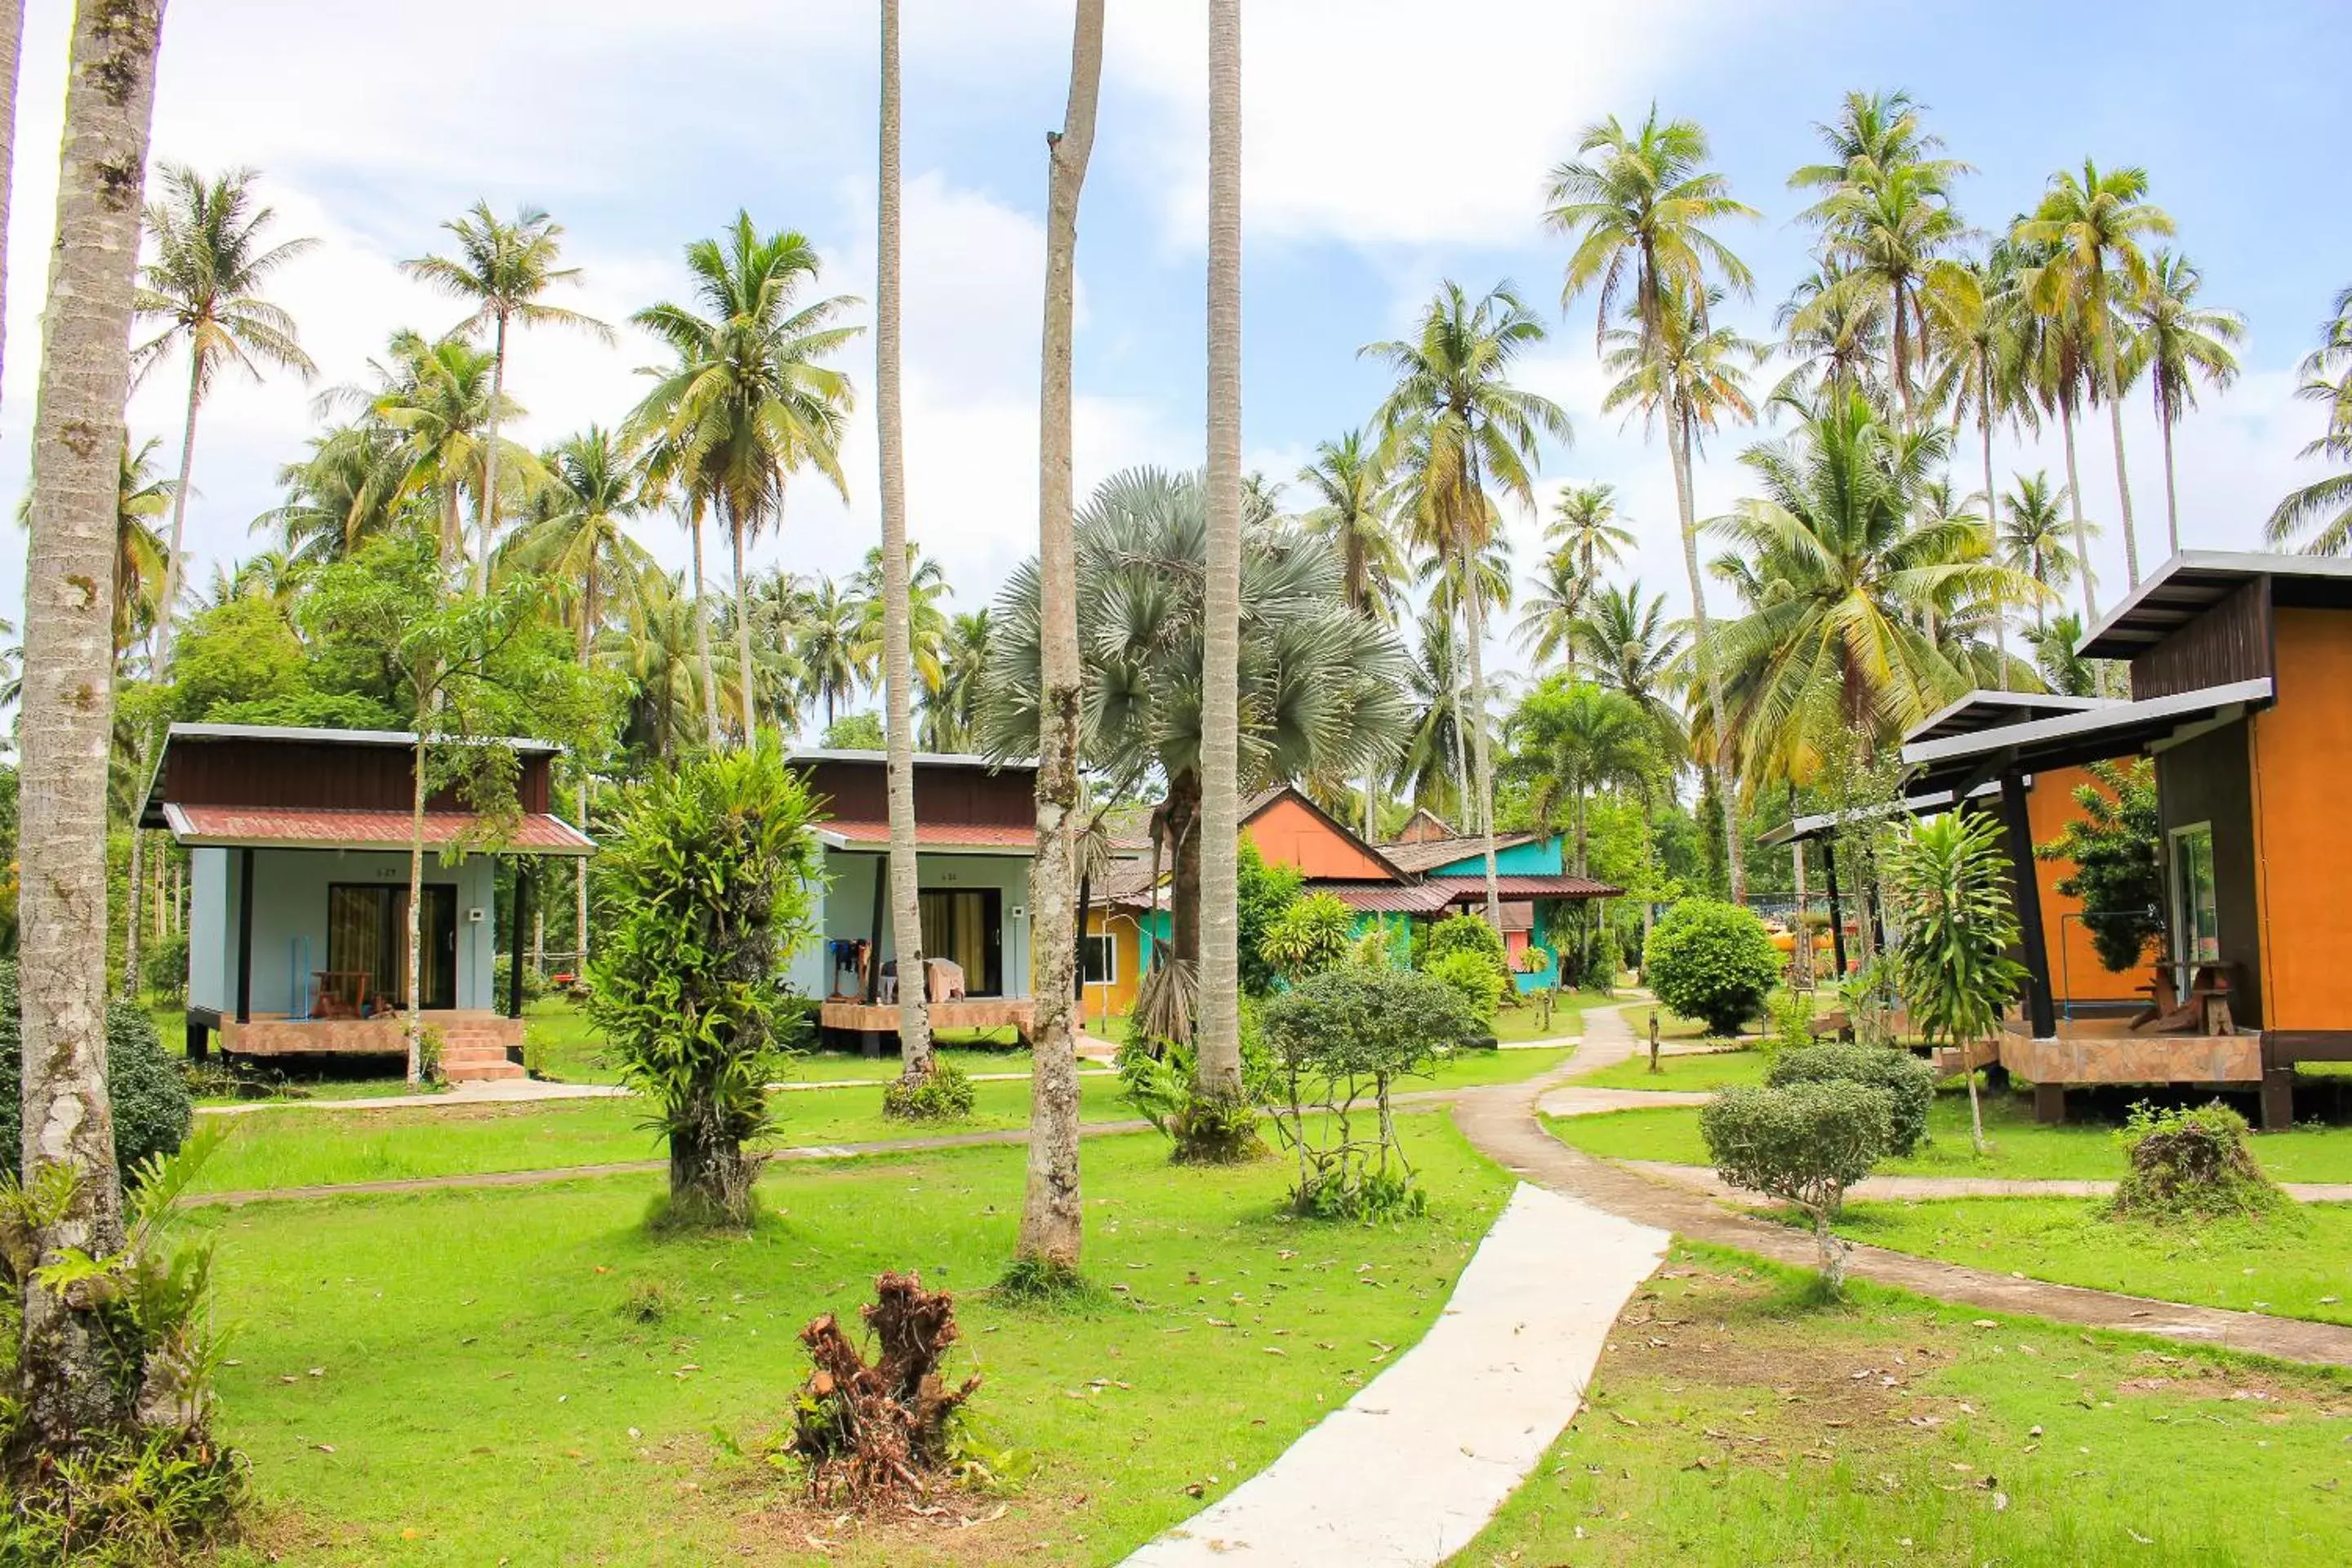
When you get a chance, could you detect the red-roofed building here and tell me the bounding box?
[146,724,593,1080]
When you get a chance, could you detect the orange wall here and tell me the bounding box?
[2025,763,2148,1003]
[1244,796,1392,880]
[2249,608,2352,1031]
[1082,907,1143,1020]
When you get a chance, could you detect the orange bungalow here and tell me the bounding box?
[1899,551,2352,1128]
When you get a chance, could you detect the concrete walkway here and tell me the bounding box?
[1620,1159,2352,1205]
[1122,1183,1667,1567]
[1454,1001,2352,1369]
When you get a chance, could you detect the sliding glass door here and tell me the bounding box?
[919,889,1002,996]
[327,884,457,1011]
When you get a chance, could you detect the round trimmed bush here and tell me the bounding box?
[1426,950,1504,1027]
[1767,1042,1939,1157]
[0,960,194,1185]
[1642,898,1782,1037]
[1421,911,1506,976]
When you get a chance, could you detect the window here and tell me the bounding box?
[2168,822,2219,992]
[919,888,1003,996]
[1083,932,1117,987]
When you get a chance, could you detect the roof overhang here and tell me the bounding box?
[163,804,594,858]
[816,823,1038,857]
[1900,676,2274,792]
[789,747,1035,775]
[1901,690,2116,746]
[1760,779,2005,848]
[2079,551,2352,660]
[164,721,562,753]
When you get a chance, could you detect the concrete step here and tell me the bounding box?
[444,1059,527,1083]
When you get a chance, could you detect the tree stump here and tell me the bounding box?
[788,1271,981,1508]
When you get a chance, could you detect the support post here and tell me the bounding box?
[2260,1068,2295,1133]
[509,862,532,1020]
[1997,776,2057,1040]
[1820,839,1849,982]
[235,847,256,1025]
[865,853,888,1004]
[2033,1082,2067,1125]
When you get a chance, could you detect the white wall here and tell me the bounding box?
[188,847,501,1016]
[805,848,1034,1001]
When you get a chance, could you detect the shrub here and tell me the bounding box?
[587,743,822,1227]
[619,1278,677,1323]
[1116,1028,1276,1166]
[1642,899,1782,1037]
[1767,1042,1938,1158]
[2109,1102,2288,1223]
[0,962,194,1186]
[1701,1080,1893,1293]
[1426,950,1504,1028]
[1766,989,1816,1060]
[881,1059,978,1122]
[1516,944,1552,975]
[1420,911,1506,975]
[1259,891,1356,986]
[144,929,190,1003]
[1236,838,1305,997]
[1258,968,1470,1219]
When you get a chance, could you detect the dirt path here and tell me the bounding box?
[1453,1001,2352,1370]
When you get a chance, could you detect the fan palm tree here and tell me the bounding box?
[133,164,316,674]
[1362,280,1571,925]
[1706,392,2027,785]
[2269,286,2352,555]
[978,469,1411,1003]
[1295,428,1404,621]
[1545,108,1755,898]
[1996,471,2089,631]
[2015,162,2176,589]
[630,213,860,745]
[404,202,611,597]
[1575,580,1690,757]
[2123,252,2243,558]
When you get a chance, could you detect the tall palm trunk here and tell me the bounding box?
[728,501,758,742]
[121,348,209,999]
[2059,402,2097,622]
[14,0,167,1457]
[1980,399,2007,690]
[2096,268,2140,590]
[573,604,594,971]
[1671,404,1744,902]
[688,504,722,746]
[2156,386,2182,559]
[1195,0,1244,1107]
[0,0,20,400]
[1017,0,1102,1272]
[404,728,429,1085]
[1459,531,1502,928]
[472,309,509,599]
[876,0,932,1080]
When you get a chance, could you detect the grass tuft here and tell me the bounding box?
[990,1255,1116,1312]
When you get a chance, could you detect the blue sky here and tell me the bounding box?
[2,0,2342,700]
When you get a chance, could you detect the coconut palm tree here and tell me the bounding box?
[2123,252,2243,559]
[111,437,175,666]
[2015,162,2176,589]
[1788,90,1972,215]
[1574,580,1690,757]
[795,573,865,729]
[605,571,710,765]
[1772,265,1888,410]
[1295,428,1404,621]
[1921,253,2025,678]
[923,608,992,751]
[1544,108,1754,899]
[1706,392,2028,785]
[1530,481,1633,677]
[404,202,611,597]
[2010,244,2102,621]
[333,328,533,569]
[1362,280,1571,926]
[0,0,22,402]
[630,214,860,746]
[1506,677,1656,875]
[1018,0,1105,1269]
[259,419,426,565]
[2267,286,2352,555]
[1996,471,2089,630]
[1394,604,1470,821]
[16,0,167,1454]
[850,543,949,694]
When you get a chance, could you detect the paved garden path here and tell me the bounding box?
[1454,1002,2352,1369]
[1619,1159,2352,1205]
[1121,1182,1667,1567]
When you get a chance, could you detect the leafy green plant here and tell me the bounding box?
[1766,1043,1937,1158]
[1115,1034,1271,1165]
[416,1024,448,1088]
[1642,899,1783,1037]
[1517,943,1552,975]
[142,931,190,1004]
[1236,838,1307,997]
[2109,1102,2288,1223]
[0,963,193,1186]
[880,1060,978,1122]
[1419,911,1507,977]
[1890,810,2027,1152]
[1258,969,1470,1220]
[2034,758,2163,973]
[1700,1080,1893,1294]
[1765,989,1815,1060]
[586,743,822,1227]
[1426,950,1505,1029]
[1259,892,1356,986]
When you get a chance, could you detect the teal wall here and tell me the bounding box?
[1428,835,1565,877]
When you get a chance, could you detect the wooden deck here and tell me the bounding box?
[819,997,1035,1042]
[209,1011,526,1082]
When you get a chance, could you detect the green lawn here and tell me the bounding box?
[1829,1198,2352,1326]
[1420,1045,1572,1089]
[198,1120,1514,1566]
[1458,1241,2352,1566]
[1490,989,1617,1043]
[1577,1045,1767,1093]
[1549,1089,2352,1183]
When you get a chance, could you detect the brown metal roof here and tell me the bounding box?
[1313,880,1459,915]
[818,819,1039,852]
[163,804,593,857]
[1380,831,1544,875]
[1428,874,1624,901]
